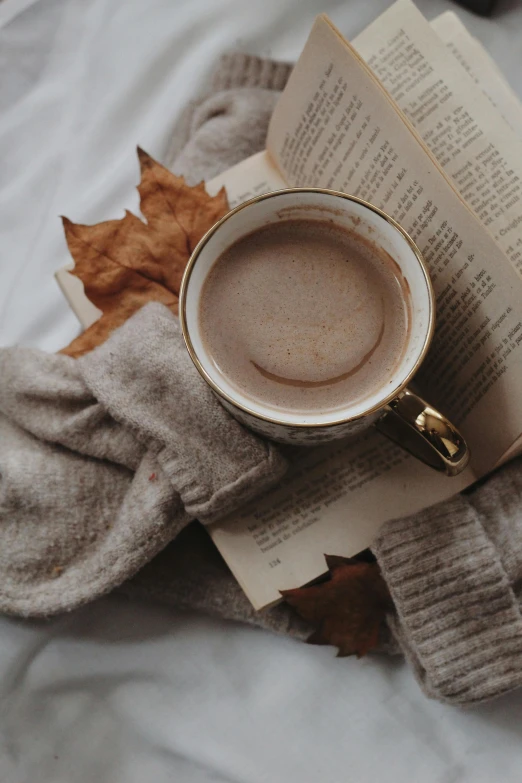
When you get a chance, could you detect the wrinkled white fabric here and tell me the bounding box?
[1,0,522,781]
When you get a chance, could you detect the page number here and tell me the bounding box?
[269,558,281,568]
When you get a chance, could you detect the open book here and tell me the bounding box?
[56,0,522,610]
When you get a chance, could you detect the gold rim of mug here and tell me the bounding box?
[179,188,435,429]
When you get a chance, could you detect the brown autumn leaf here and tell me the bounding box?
[281,555,393,658]
[60,148,229,358]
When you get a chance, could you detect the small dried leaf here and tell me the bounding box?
[282,555,393,658]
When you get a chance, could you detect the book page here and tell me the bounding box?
[495,434,522,468]
[205,150,287,207]
[55,266,102,329]
[211,432,474,609]
[267,14,522,471]
[430,12,522,137]
[354,0,522,274]
[55,151,286,328]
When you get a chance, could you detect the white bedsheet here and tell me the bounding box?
[1,0,522,780]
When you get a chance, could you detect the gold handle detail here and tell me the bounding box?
[375,388,470,476]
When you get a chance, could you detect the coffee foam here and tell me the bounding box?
[199,219,411,415]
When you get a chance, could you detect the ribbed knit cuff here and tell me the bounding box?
[210,53,292,92]
[373,495,522,705]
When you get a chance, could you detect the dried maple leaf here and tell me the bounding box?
[137,147,228,255]
[60,148,229,358]
[281,555,393,657]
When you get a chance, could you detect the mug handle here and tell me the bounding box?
[375,388,470,476]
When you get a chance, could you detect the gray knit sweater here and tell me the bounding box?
[1,53,522,707]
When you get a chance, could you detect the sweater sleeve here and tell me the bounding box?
[373,459,522,705]
[165,53,292,182]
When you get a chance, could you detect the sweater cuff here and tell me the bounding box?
[373,494,522,705]
[78,303,288,524]
[210,53,292,92]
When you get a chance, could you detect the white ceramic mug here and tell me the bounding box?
[180,188,469,476]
